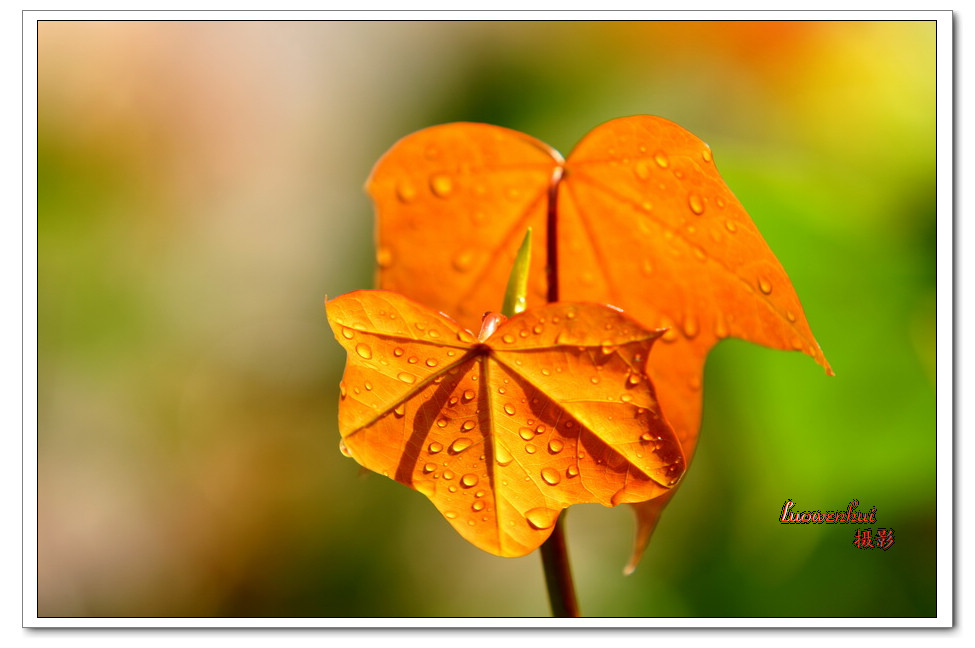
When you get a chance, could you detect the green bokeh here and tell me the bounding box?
[36,20,937,619]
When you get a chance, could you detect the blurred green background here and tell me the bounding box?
[37,20,937,618]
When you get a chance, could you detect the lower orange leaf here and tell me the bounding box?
[327,290,685,557]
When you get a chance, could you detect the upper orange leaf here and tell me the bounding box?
[367,116,832,570]
[326,290,684,558]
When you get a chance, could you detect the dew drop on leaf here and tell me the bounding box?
[355,343,373,360]
[460,473,479,488]
[376,246,393,269]
[525,507,559,530]
[452,249,475,273]
[429,173,453,198]
[450,437,474,454]
[540,467,561,486]
[395,180,417,203]
[495,444,513,466]
[428,441,444,453]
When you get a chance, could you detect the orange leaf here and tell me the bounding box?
[326,290,685,558]
[368,116,832,569]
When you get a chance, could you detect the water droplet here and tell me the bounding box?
[682,314,699,339]
[422,462,436,473]
[444,511,458,519]
[355,343,373,360]
[460,473,479,488]
[688,192,705,215]
[725,219,737,233]
[620,394,634,403]
[340,327,355,340]
[461,389,475,403]
[787,310,797,323]
[501,334,515,344]
[395,181,417,203]
[519,427,535,441]
[640,432,653,442]
[429,441,444,454]
[702,146,713,163]
[425,357,439,368]
[540,467,561,486]
[634,160,651,180]
[393,403,406,417]
[452,249,475,273]
[472,501,485,512]
[627,373,641,386]
[566,465,580,478]
[525,444,537,454]
[653,151,670,168]
[791,336,804,350]
[339,382,347,398]
[548,438,564,454]
[461,419,476,431]
[450,437,474,453]
[428,329,440,339]
[474,490,486,499]
[364,381,374,392]
[407,356,418,364]
[495,445,513,466]
[397,371,416,384]
[693,245,707,262]
[429,173,453,198]
[393,347,404,357]
[590,376,600,385]
[503,403,516,416]
[339,438,352,457]
[688,376,702,391]
[526,507,558,530]
[532,324,544,335]
[442,470,455,480]
[758,277,773,294]
[714,315,729,339]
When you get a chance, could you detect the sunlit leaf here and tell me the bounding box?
[326,290,685,557]
[368,116,832,569]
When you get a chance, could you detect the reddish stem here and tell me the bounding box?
[539,164,580,617]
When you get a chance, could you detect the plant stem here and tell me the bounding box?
[538,164,580,616]
[540,514,580,617]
